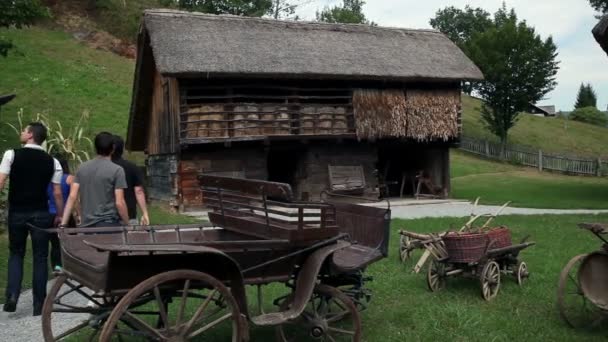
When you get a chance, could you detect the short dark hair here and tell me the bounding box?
[95,132,115,156]
[27,122,47,145]
[112,135,124,159]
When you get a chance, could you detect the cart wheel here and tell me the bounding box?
[99,270,244,342]
[42,274,116,342]
[515,261,529,286]
[480,260,501,301]
[557,254,606,329]
[426,258,446,292]
[276,284,361,342]
[399,235,412,263]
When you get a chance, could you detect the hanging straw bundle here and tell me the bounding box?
[404,89,459,141]
[353,89,407,141]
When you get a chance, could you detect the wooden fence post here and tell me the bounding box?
[484,140,490,157]
[597,158,602,177]
[538,150,543,172]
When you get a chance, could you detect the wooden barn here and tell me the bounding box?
[126,9,483,210]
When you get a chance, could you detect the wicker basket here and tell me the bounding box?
[486,227,512,249]
[443,232,487,263]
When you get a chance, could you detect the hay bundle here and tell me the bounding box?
[186,105,225,138]
[261,106,291,135]
[404,89,459,141]
[353,89,407,140]
[300,106,316,135]
[234,105,259,136]
[353,89,459,141]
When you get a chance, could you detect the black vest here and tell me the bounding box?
[8,147,54,211]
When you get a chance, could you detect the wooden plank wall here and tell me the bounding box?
[147,71,180,155]
[146,154,178,204]
[296,144,378,201]
[178,148,267,208]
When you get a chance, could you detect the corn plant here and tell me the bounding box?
[6,108,93,171]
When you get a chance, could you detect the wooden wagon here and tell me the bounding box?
[557,223,608,330]
[41,175,390,341]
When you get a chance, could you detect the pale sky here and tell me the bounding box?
[294,0,607,112]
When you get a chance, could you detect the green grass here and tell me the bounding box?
[450,149,608,209]
[462,95,608,159]
[0,27,133,152]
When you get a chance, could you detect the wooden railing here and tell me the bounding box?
[460,137,603,176]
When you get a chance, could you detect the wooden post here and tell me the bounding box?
[538,150,543,172]
[484,140,490,157]
[597,158,602,177]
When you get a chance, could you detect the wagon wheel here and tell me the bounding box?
[276,284,361,342]
[399,235,412,263]
[480,260,501,301]
[99,270,244,342]
[557,254,606,329]
[426,258,446,292]
[42,274,117,342]
[515,261,529,286]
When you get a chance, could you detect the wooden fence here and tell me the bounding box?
[459,137,603,176]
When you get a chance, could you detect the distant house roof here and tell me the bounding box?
[593,15,608,55]
[140,9,484,81]
[528,103,556,116]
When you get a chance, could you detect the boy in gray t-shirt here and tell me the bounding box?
[60,132,129,227]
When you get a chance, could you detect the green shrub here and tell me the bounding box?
[95,0,172,42]
[569,106,608,127]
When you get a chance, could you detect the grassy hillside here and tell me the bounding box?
[451,150,608,209]
[0,27,133,151]
[462,95,608,159]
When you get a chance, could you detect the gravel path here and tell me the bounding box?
[386,202,608,219]
[3,201,608,341]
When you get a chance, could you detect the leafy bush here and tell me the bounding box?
[569,106,608,127]
[95,0,171,42]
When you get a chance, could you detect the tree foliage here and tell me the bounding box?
[429,6,492,48]
[462,6,559,150]
[269,0,309,19]
[590,0,608,13]
[570,106,608,126]
[574,83,598,109]
[176,0,272,16]
[316,0,373,25]
[0,0,49,56]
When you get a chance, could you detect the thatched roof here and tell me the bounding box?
[128,9,483,150]
[142,9,483,81]
[593,15,608,55]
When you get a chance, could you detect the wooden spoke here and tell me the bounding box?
[480,261,501,301]
[276,284,361,342]
[153,286,169,329]
[176,279,191,326]
[99,270,242,342]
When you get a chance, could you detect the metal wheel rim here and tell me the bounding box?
[557,254,606,329]
[427,259,445,292]
[516,262,528,286]
[98,270,243,342]
[480,261,500,301]
[276,284,361,342]
[42,275,113,342]
[399,235,412,263]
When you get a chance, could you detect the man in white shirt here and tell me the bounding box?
[0,122,63,316]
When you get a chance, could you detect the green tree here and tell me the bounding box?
[590,0,608,13]
[574,83,598,109]
[269,0,309,19]
[316,0,373,25]
[429,6,492,48]
[176,0,272,16]
[429,6,492,94]
[0,0,49,56]
[570,106,608,126]
[465,6,559,153]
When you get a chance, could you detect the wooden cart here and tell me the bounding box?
[41,175,390,341]
[557,223,608,330]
